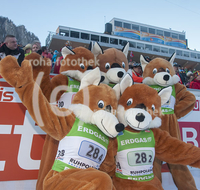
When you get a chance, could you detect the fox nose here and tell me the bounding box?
[135,113,145,122]
[163,75,170,81]
[115,123,125,132]
[117,71,124,78]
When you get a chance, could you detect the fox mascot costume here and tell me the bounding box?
[0,57,125,189]
[24,46,99,190]
[109,74,200,190]
[140,53,197,190]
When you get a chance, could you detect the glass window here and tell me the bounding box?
[129,41,136,48]
[164,31,170,37]
[132,24,139,31]
[161,47,168,54]
[60,30,69,36]
[156,30,163,36]
[149,28,155,34]
[114,21,122,27]
[70,31,79,38]
[101,36,109,43]
[64,32,69,36]
[141,26,148,32]
[176,50,182,56]
[81,33,89,40]
[137,43,144,49]
[153,46,160,52]
[169,49,175,55]
[172,33,178,39]
[183,51,189,57]
[110,38,118,45]
[191,53,197,59]
[197,54,200,59]
[179,34,185,40]
[145,44,152,51]
[91,34,99,42]
[124,23,131,29]
[119,40,128,46]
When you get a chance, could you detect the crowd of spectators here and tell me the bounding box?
[0,34,200,90]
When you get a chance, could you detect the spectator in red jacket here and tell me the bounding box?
[41,46,52,59]
[190,71,200,89]
[130,62,143,83]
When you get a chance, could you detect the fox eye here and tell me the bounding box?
[105,63,110,70]
[153,68,157,74]
[98,100,104,108]
[166,68,170,73]
[80,63,85,69]
[122,62,125,68]
[127,98,133,106]
[152,104,155,111]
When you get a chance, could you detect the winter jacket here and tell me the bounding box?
[0,43,24,66]
[190,79,200,89]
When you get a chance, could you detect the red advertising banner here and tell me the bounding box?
[0,81,45,181]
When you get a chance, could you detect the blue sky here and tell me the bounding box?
[1,0,200,51]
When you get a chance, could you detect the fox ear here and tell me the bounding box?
[140,55,149,72]
[79,67,101,90]
[158,86,172,106]
[113,74,133,100]
[113,83,121,101]
[122,42,129,58]
[168,52,176,66]
[91,42,103,57]
[61,46,75,59]
[119,74,133,95]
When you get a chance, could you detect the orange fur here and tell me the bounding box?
[25,47,96,102]
[25,47,97,190]
[98,48,128,73]
[0,56,119,190]
[142,56,197,189]
[110,83,200,190]
[94,42,129,85]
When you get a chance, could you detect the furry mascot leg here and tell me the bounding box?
[43,168,115,190]
[168,163,197,190]
[153,158,162,182]
[36,135,59,190]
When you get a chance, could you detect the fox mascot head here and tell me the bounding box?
[140,53,180,87]
[91,42,129,85]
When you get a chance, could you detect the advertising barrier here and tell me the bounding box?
[0,77,200,190]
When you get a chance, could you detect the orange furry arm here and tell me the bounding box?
[174,83,196,119]
[15,81,75,141]
[45,74,69,102]
[25,53,69,102]
[99,138,116,176]
[0,56,75,140]
[153,128,200,168]
[100,138,118,178]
